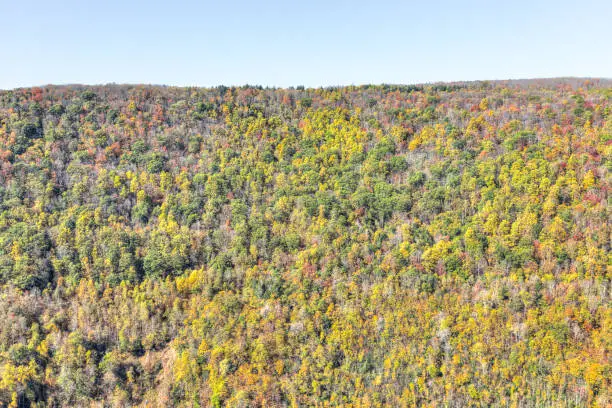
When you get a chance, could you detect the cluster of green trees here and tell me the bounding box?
[0,80,609,407]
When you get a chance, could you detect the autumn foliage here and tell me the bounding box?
[0,79,610,407]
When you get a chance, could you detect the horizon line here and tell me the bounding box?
[2,76,611,92]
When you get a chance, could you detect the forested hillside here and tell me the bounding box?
[0,80,609,407]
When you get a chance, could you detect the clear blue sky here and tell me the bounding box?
[1,0,611,89]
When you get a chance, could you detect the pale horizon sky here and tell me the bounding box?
[1,0,611,90]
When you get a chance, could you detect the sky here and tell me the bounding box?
[1,0,611,89]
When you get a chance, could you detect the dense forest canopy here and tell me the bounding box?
[0,79,609,407]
